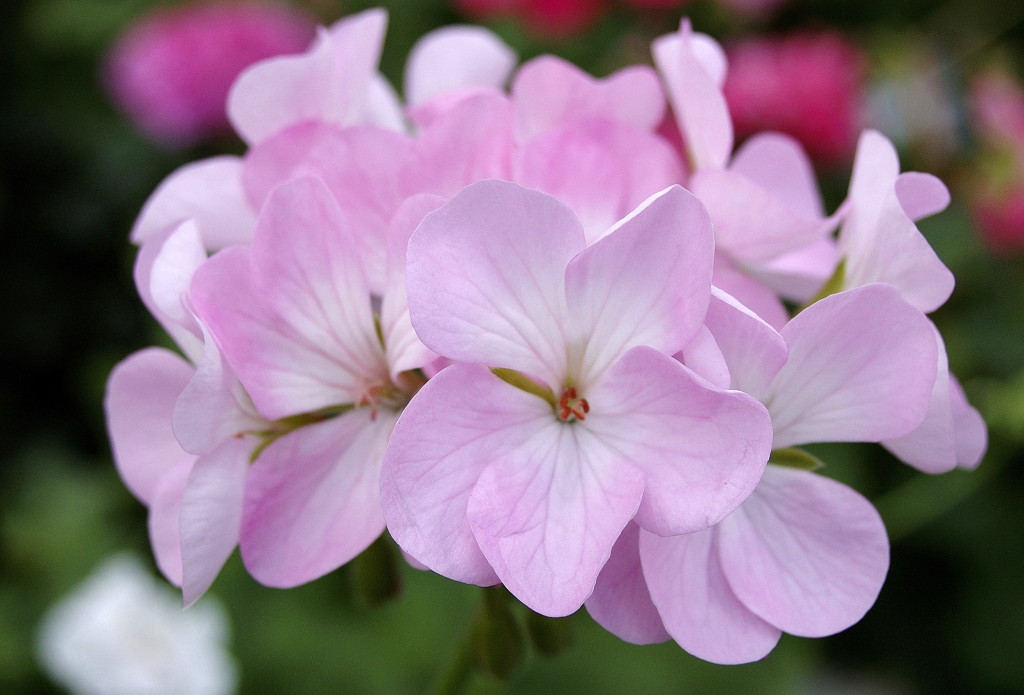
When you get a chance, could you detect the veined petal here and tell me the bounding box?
[729,133,825,218]
[711,256,789,331]
[586,523,669,645]
[641,527,781,665]
[703,287,788,399]
[130,156,255,250]
[105,348,195,505]
[717,466,890,637]
[381,364,552,586]
[227,9,388,144]
[652,20,733,171]
[180,437,251,606]
[768,284,938,448]
[564,186,713,385]
[241,410,393,587]
[589,346,771,536]
[405,25,516,108]
[406,180,583,385]
[514,121,685,243]
[512,56,665,140]
[190,246,374,420]
[467,422,644,617]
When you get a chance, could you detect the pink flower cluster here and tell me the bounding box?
[106,9,985,664]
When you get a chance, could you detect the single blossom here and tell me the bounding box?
[381,180,772,617]
[106,0,314,145]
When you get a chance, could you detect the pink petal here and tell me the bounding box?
[105,348,195,505]
[564,186,713,384]
[703,287,788,398]
[950,375,987,469]
[768,284,938,448]
[191,179,385,419]
[717,466,890,637]
[380,194,447,379]
[406,180,583,386]
[467,421,644,617]
[652,20,733,171]
[641,527,781,665]
[753,237,840,303]
[840,131,954,313]
[711,258,790,331]
[147,463,193,586]
[227,9,388,144]
[512,56,665,139]
[382,364,553,586]
[180,436,251,606]
[895,171,950,221]
[729,133,824,218]
[514,120,685,242]
[586,523,669,645]
[133,228,203,361]
[146,220,206,349]
[589,346,771,536]
[130,156,255,249]
[404,92,516,200]
[404,25,516,108]
[241,410,393,587]
[677,325,731,390]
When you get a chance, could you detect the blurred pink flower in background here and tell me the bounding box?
[723,31,866,165]
[106,1,315,146]
[454,0,608,35]
[969,67,1024,253]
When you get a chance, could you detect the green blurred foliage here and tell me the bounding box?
[2,0,1023,693]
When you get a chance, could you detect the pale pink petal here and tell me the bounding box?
[242,123,412,292]
[147,463,192,586]
[359,73,406,132]
[380,194,446,379]
[586,523,669,645]
[564,186,712,385]
[718,466,889,637]
[753,237,839,303]
[652,20,733,171]
[467,422,644,617]
[703,287,787,399]
[133,229,203,361]
[641,527,781,665]
[768,284,938,448]
[105,348,195,505]
[514,121,685,242]
[895,171,950,221]
[403,92,516,200]
[130,156,255,249]
[147,220,206,347]
[882,327,958,474]
[173,323,263,455]
[512,56,665,139]
[405,25,516,108]
[406,180,583,385]
[241,410,392,587]
[179,436,251,606]
[729,133,824,218]
[227,9,387,144]
[950,376,987,469]
[191,179,386,418]
[690,167,835,264]
[677,325,731,390]
[711,258,789,331]
[589,346,771,536]
[840,131,954,313]
[382,364,553,586]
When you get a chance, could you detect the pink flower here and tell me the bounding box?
[454,0,609,36]
[723,31,866,165]
[106,1,315,146]
[381,180,772,616]
[589,283,940,662]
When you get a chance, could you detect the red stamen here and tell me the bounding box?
[557,387,589,422]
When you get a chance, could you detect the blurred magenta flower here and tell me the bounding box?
[723,31,866,165]
[454,0,608,35]
[969,67,1024,252]
[106,1,315,146]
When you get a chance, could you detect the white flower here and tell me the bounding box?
[36,554,237,695]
